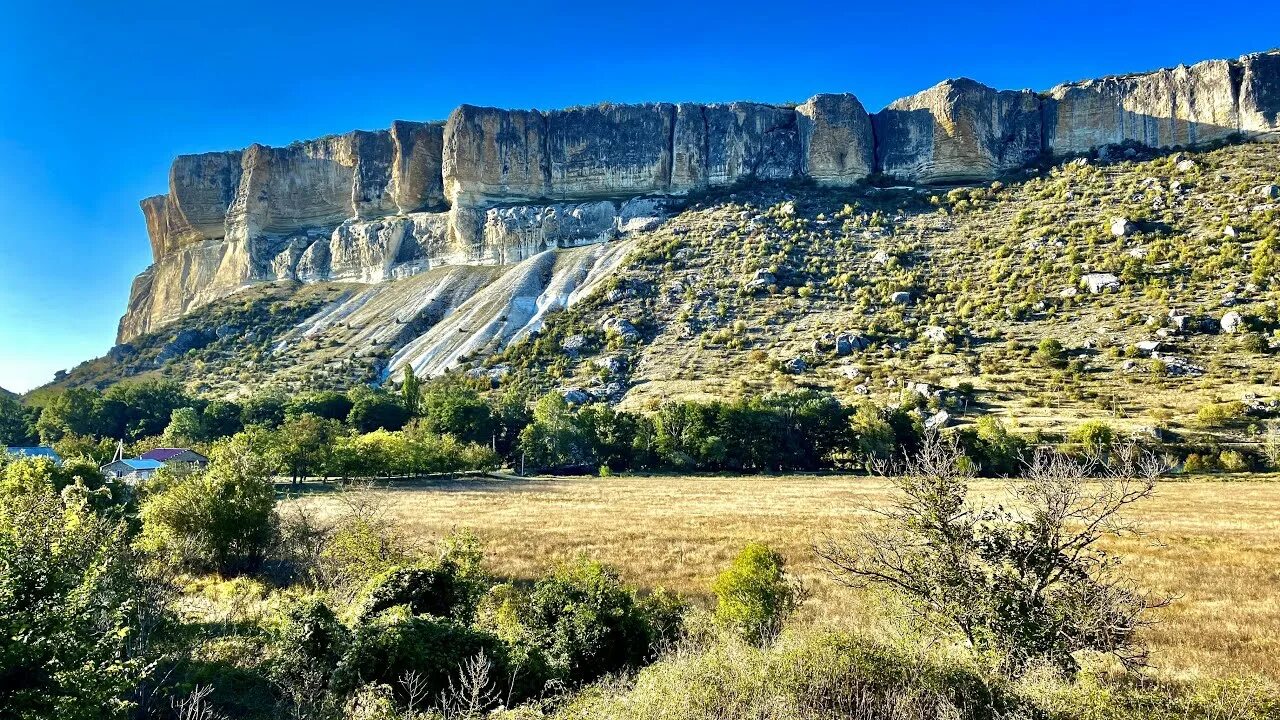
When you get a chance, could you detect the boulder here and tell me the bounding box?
[1083,273,1121,294]
[922,326,950,344]
[743,269,776,293]
[1220,311,1246,334]
[1110,218,1135,237]
[594,354,628,376]
[561,334,588,353]
[890,291,912,305]
[601,317,641,343]
[835,333,868,356]
[561,388,591,405]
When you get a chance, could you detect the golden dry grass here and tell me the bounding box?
[287,473,1280,683]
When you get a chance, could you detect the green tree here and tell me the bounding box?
[400,368,423,417]
[712,542,804,646]
[36,388,100,442]
[139,430,279,574]
[850,402,895,465]
[241,391,288,429]
[1071,420,1115,456]
[275,413,340,486]
[347,387,410,433]
[164,406,205,444]
[102,380,191,439]
[961,416,1028,476]
[418,374,494,444]
[201,399,244,439]
[1035,338,1067,369]
[285,391,353,423]
[518,394,584,469]
[0,394,37,446]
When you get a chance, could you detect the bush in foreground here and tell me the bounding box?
[138,431,278,574]
[0,473,163,719]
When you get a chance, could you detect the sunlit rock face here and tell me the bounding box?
[1044,58,1244,155]
[874,79,1043,183]
[796,94,876,185]
[119,50,1280,345]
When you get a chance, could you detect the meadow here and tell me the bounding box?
[286,473,1280,685]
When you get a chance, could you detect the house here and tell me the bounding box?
[100,458,165,482]
[139,447,209,469]
[4,447,63,464]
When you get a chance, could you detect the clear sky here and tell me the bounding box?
[1,1,1277,392]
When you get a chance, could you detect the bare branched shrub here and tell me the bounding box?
[172,685,223,720]
[280,482,411,598]
[816,431,1171,677]
[434,651,502,719]
[399,669,430,716]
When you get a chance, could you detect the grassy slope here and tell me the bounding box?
[498,141,1280,443]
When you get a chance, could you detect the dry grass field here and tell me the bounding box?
[286,473,1280,684]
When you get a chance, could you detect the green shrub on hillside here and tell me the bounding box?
[330,606,511,704]
[517,558,671,686]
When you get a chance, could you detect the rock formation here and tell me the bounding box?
[118,49,1280,344]
[873,80,1042,183]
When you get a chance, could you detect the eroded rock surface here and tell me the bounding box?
[874,79,1042,183]
[119,49,1280,344]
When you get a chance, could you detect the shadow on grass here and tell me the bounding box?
[273,473,565,498]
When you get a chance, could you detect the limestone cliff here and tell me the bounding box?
[118,49,1280,345]
[873,80,1043,183]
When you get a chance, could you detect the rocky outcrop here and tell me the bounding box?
[119,49,1280,344]
[671,102,803,189]
[1240,51,1280,134]
[1044,58,1242,154]
[874,79,1042,183]
[797,94,875,185]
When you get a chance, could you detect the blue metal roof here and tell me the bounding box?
[120,458,165,470]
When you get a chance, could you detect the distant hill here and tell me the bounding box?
[0,387,16,401]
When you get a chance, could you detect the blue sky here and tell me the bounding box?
[1,1,1277,392]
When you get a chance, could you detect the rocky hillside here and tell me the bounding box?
[118,51,1280,346]
[50,139,1280,446]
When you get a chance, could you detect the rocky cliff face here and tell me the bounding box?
[118,49,1280,344]
[874,80,1043,183]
